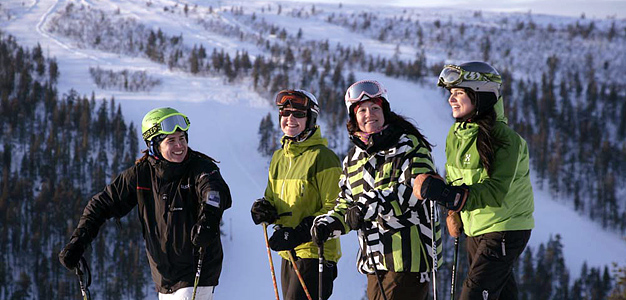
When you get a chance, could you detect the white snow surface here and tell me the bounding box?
[2,0,625,299]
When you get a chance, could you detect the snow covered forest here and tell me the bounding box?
[1,0,625,299]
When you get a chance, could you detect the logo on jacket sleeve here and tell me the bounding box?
[206,190,221,208]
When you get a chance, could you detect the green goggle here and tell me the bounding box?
[437,65,501,88]
[142,114,190,141]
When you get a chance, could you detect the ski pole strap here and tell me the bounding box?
[192,247,205,300]
[75,257,91,300]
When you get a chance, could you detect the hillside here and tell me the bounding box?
[1,0,625,299]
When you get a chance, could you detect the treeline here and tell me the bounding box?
[89,66,162,92]
[0,31,147,299]
[45,2,431,153]
[506,62,626,232]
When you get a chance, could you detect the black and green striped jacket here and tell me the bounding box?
[319,124,442,274]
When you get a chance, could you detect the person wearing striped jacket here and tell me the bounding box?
[311,80,442,300]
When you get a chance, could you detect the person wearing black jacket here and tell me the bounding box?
[59,107,232,300]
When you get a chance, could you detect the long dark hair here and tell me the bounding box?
[465,88,503,176]
[347,106,433,152]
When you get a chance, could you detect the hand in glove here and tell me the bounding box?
[268,216,314,251]
[251,198,278,225]
[311,216,332,246]
[413,174,468,212]
[191,206,220,248]
[446,210,463,238]
[59,236,86,270]
[345,205,364,231]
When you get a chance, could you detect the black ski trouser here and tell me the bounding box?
[280,257,337,300]
[460,230,531,300]
[366,271,429,300]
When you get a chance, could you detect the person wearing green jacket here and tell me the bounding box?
[311,80,442,300]
[414,62,534,300]
[251,89,342,300]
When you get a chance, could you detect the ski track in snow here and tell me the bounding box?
[2,0,625,298]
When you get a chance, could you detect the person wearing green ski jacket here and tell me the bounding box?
[251,89,341,300]
[414,62,534,300]
[311,80,442,300]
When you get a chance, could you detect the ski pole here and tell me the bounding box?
[430,200,438,300]
[191,247,205,300]
[361,225,388,300]
[75,257,91,300]
[263,223,281,300]
[451,237,460,300]
[287,251,313,300]
[317,243,324,300]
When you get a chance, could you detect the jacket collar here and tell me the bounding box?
[148,150,193,182]
[281,126,327,157]
[350,123,404,155]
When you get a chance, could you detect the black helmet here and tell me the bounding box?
[438,61,502,114]
[275,89,320,131]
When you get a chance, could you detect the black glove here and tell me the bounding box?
[251,198,278,225]
[345,205,364,231]
[59,236,86,271]
[268,216,314,251]
[420,175,468,212]
[191,205,220,248]
[311,216,332,246]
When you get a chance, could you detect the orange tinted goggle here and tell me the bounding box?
[275,90,309,110]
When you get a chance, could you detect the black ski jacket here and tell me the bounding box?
[71,150,232,293]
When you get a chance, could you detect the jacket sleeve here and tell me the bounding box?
[72,166,138,243]
[312,148,342,217]
[321,158,354,238]
[195,160,232,215]
[464,129,523,210]
[263,150,280,207]
[359,140,436,230]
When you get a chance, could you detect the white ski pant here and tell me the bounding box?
[158,286,215,300]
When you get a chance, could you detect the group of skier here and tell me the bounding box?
[59,61,535,300]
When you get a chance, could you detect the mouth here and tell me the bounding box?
[173,151,184,155]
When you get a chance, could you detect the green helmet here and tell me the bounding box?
[141,107,190,141]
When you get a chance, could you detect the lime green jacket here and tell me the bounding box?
[445,97,534,237]
[264,127,342,262]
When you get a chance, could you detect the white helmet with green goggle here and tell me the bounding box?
[437,61,502,98]
[141,107,190,141]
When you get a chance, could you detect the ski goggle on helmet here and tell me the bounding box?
[276,90,314,110]
[344,80,388,112]
[437,63,502,98]
[141,107,190,141]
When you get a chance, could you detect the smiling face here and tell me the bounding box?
[448,88,476,119]
[159,131,188,163]
[355,100,385,133]
[280,108,307,137]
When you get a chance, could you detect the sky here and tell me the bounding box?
[1,0,625,298]
[283,0,626,19]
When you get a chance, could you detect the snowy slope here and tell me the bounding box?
[2,0,625,299]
